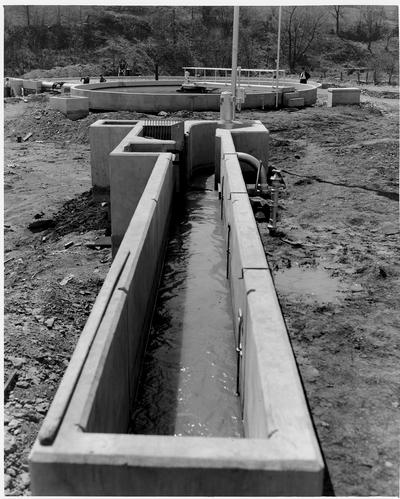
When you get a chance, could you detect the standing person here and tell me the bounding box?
[118,59,127,76]
[99,75,106,82]
[4,77,11,97]
[299,68,310,84]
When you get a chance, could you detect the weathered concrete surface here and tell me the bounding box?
[49,95,89,120]
[89,120,138,200]
[327,87,361,107]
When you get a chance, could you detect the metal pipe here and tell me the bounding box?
[275,6,282,108]
[231,5,240,120]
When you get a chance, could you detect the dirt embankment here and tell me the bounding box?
[3,90,399,496]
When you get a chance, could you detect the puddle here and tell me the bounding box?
[274,265,343,304]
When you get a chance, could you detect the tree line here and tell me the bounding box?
[4,5,398,84]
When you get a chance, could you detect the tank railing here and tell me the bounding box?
[183,67,286,86]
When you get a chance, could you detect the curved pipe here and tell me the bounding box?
[236,152,267,189]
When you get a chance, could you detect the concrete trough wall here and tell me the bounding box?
[89,120,139,200]
[30,120,323,496]
[218,127,324,482]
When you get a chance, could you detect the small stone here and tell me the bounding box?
[4,473,12,489]
[8,419,21,429]
[392,401,399,408]
[16,381,29,389]
[20,472,30,487]
[36,402,49,414]
[4,435,17,454]
[385,461,393,468]
[7,356,26,368]
[45,317,56,328]
[8,468,17,477]
[321,421,330,428]
[350,283,363,292]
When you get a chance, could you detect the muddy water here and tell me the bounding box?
[130,174,243,437]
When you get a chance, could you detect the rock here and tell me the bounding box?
[16,381,29,389]
[36,402,49,414]
[8,419,21,429]
[384,461,393,468]
[20,472,31,488]
[7,356,26,368]
[45,317,56,328]
[4,473,12,489]
[7,467,17,477]
[350,283,363,292]
[59,274,74,286]
[4,435,17,454]
[321,421,330,428]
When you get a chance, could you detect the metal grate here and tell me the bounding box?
[142,120,182,141]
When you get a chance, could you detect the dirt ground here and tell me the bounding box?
[3,88,399,496]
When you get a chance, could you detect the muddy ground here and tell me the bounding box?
[3,88,399,496]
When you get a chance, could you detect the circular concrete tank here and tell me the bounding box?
[70,79,320,113]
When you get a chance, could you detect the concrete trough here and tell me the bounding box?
[30,120,324,496]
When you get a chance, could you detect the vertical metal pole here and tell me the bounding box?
[275,6,282,108]
[231,5,239,120]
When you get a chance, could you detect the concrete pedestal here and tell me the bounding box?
[327,87,361,107]
[49,95,89,120]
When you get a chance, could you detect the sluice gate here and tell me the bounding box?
[29,118,324,496]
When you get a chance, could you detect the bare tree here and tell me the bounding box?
[282,6,325,73]
[330,5,343,35]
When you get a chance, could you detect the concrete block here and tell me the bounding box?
[287,97,305,107]
[23,80,42,94]
[9,78,24,97]
[283,91,299,106]
[49,95,89,120]
[327,87,361,107]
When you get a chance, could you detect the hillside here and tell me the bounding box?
[4,6,399,83]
